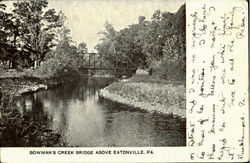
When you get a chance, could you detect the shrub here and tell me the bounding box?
[0,94,64,147]
[150,57,185,81]
[35,58,80,79]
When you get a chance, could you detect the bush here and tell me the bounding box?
[150,56,185,81]
[0,94,63,146]
[35,59,80,79]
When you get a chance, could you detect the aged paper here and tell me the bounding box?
[0,0,249,162]
[187,0,249,161]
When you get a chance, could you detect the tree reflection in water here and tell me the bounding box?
[14,78,185,147]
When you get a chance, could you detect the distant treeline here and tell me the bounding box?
[0,0,185,79]
[95,4,186,80]
[0,0,87,78]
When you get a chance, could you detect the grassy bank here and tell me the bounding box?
[0,67,82,96]
[0,77,64,97]
[0,74,71,147]
[100,74,186,118]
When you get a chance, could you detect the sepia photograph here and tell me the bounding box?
[0,0,186,147]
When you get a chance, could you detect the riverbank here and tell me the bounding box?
[0,76,69,147]
[99,74,186,118]
[0,77,64,97]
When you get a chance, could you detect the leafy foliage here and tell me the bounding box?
[95,4,186,80]
[0,93,63,147]
[11,0,62,67]
[36,24,86,79]
[0,0,88,79]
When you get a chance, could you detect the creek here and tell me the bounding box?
[17,77,185,146]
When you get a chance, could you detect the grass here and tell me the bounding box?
[100,74,186,118]
[119,74,185,85]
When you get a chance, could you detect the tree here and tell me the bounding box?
[0,2,9,66]
[36,19,87,78]
[95,4,186,80]
[0,1,19,68]
[95,21,118,68]
[12,0,62,68]
[78,42,88,54]
[138,16,145,24]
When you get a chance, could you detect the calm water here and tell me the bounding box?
[18,78,186,146]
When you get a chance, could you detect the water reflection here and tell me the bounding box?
[18,78,186,146]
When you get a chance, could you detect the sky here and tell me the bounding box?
[4,0,185,52]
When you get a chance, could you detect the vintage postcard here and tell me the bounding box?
[0,0,248,162]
